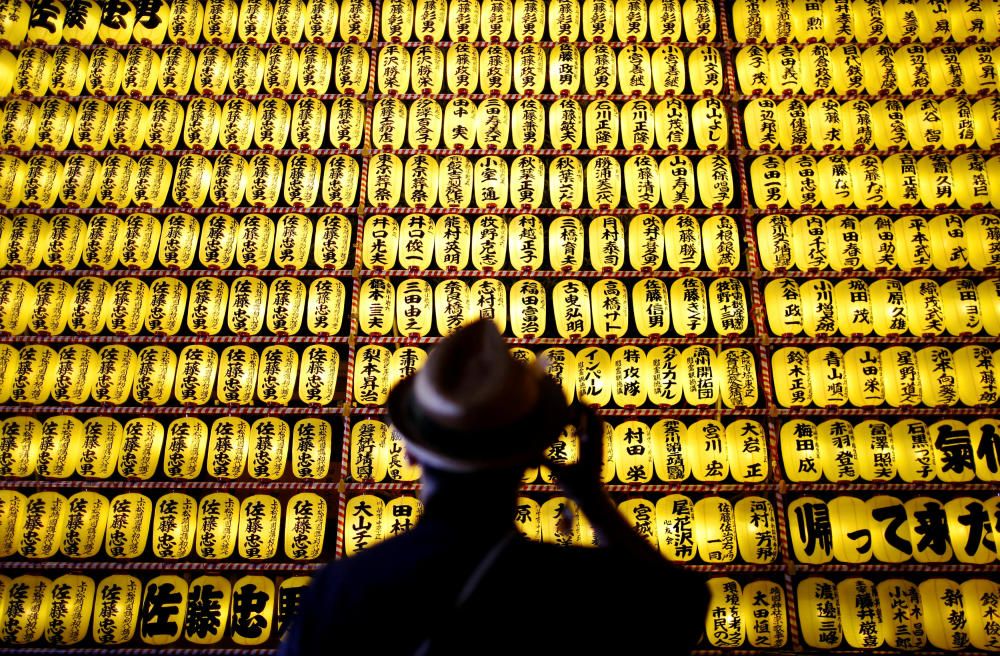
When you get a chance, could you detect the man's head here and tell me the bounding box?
[386,319,570,475]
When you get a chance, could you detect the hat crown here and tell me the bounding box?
[411,320,540,431]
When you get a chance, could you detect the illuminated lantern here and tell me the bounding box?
[940,97,977,152]
[693,496,737,563]
[11,344,58,405]
[394,280,433,337]
[29,278,73,337]
[843,345,884,407]
[640,346,680,408]
[798,279,836,337]
[757,216,793,273]
[512,496,541,542]
[901,279,943,336]
[509,280,546,338]
[218,99,255,153]
[377,45,410,95]
[272,213,312,270]
[825,215,862,271]
[248,419,291,481]
[877,579,927,649]
[670,276,707,336]
[960,44,997,94]
[705,578,745,647]
[480,43,513,95]
[551,279,591,338]
[573,347,611,407]
[353,345,391,406]
[917,347,959,407]
[648,420,688,482]
[35,98,75,152]
[974,97,1000,150]
[0,489,26,555]
[37,415,83,479]
[3,576,53,643]
[445,97,478,149]
[697,154,733,208]
[0,416,41,477]
[194,46,230,95]
[256,345,299,406]
[0,345,16,404]
[652,98,686,152]
[14,47,53,96]
[19,492,67,559]
[0,157,26,210]
[351,419,388,482]
[537,347,574,403]
[51,344,98,406]
[359,278,394,336]
[703,216,740,272]
[0,0,30,46]
[926,214,968,271]
[718,348,757,408]
[283,493,326,561]
[0,278,33,334]
[307,278,346,336]
[0,100,38,153]
[686,419,727,481]
[546,215,583,272]
[797,579,843,651]
[229,44,266,95]
[657,155,693,209]
[150,495,196,561]
[433,279,469,336]
[585,156,621,210]
[222,278,265,338]
[206,417,250,478]
[4,214,52,271]
[591,279,629,338]
[322,155,359,208]
[838,578,885,647]
[587,215,624,272]
[104,494,151,559]
[45,573,96,645]
[548,42,580,95]
[830,279,872,337]
[868,278,907,336]
[893,419,937,483]
[781,419,820,483]
[411,44,443,94]
[633,278,669,337]
[881,346,924,407]
[345,494,384,555]
[195,495,239,560]
[117,418,164,480]
[852,420,895,482]
[817,155,856,210]
[620,99,655,151]
[962,579,1000,651]
[919,578,969,650]
[90,346,137,406]
[967,214,1000,270]
[610,420,651,484]
[917,154,956,209]
[468,278,506,333]
[21,155,63,210]
[751,156,787,209]
[173,345,219,406]
[131,345,176,406]
[581,44,614,97]
[943,497,993,565]
[186,279,240,338]
[161,418,209,481]
[736,45,769,96]
[57,152,100,212]
[734,497,779,563]
[238,496,281,560]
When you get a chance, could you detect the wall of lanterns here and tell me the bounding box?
[0,0,998,650]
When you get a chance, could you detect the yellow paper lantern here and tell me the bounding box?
[196,495,239,560]
[206,417,250,479]
[117,418,164,480]
[734,497,779,565]
[706,578,745,648]
[284,493,326,560]
[292,418,332,480]
[237,495,281,559]
[688,419,728,481]
[5,576,53,643]
[104,494,151,559]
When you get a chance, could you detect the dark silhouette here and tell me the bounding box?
[278,320,708,655]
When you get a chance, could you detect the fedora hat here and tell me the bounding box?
[387,319,570,472]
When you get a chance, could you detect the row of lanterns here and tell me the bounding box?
[780,416,1000,483]
[734,0,1000,44]
[712,577,998,651]
[0,211,742,272]
[744,96,1000,152]
[0,342,345,406]
[0,413,340,480]
[358,276,748,338]
[1,41,731,98]
[0,150,738,210]
[0,489,336,561]
[0,571,309,645]
[763,276,999,338]
[735,43,998,96]
[786,494,1000,565]
[756,214,1000,273]
[771,344,998,408]
[0,275,348,336]
[0,0,720,49]
[1,96,371,152]
[356,344,757,408]
[749,153,1000,211]
[0,213,353,271]
[350,417,770,484]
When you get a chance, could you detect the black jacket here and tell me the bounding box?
[278,494,709,655]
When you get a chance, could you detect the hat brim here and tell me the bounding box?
[387,372,571,472]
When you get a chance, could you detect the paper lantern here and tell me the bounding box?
[358,277,394,336]
[256,345,298,406]
[229,575,275,646]
[185,277,227,337]
[350,419,389,483]
[850,420,895,482]
[265,276,307,336]
[344,494,384,556]
[283,493,326,561]
[4,576,53,644]
[735,45,769,96]
[797,577,843,648]
[149,493,197,561]
[219,99,254,152]
[0,416,40,477]
[843,345,884,407]
[697,154,733,208]
[575,347,612,407]
[734,497,778,565]
[117,418,164,480]
[136,575,188,646]
[11,344,58,405]
[609,421,651,483]
[237,494,281,560]
[224,278,265,338]
[389,346,426,390]
[837,577,885,648]
[45,573,96,645]
[209,152,250,209]
[670,276,708,336]
[688,419,728,481]
[780,419,820,482]
[619,99,654,152]
[974,97,1000,150]
[799,279,836,337]
[37,415,83,479]
[589,279,628,338]
[0,157,25,211]
[511,497,541,542]
[878,579,927,649]
[0,345,15,404]
[830,495,873,563]
[657,155,693,209]
[628,278,668,337]
[144,277,186,337]
[540,496,582,546]
[942,497,994,565]
[194,214,235,270]
[645,419,688,482]
[866,495,914,562]
[35,98,75,153]
[291,418,331,480]
[509,280,546,338]
[718,348,758,408]
[652,494,694,561]
[962,578,1000,650]
[0,489,26,557]
[183,575,232,645]
[468,278,507,333]
[103,493,151,559]
[750,155,786,210]
[21,155,63,210]
[354,345,392,406]
[888,419,935,484]
[191,47,229,95]
[89,346,136,406]
[172,345,218,406]
[0,100,38,153]
[706,578,745,647]
[939,96,976,151]
[195,494,239,560]
[549,155,584,209]
[161,417,208,480]
[206,417,250,479]
[919,578,970,650]
[693,497,737,563]
[540,347,577,403]
[0,278,33,335]
[50,344,98,406]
